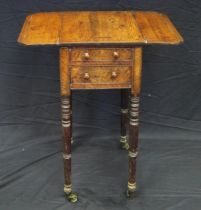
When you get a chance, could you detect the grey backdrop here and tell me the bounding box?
[0,0,201,210]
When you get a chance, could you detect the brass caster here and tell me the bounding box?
[120,141,129,150]
[126,189,135,199]
[120,136,129,150]
[66,192,78,203]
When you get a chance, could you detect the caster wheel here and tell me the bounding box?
[120,141,129,150]
[120,136,129,150]
[126,190,135,199]
[66,192,78,203]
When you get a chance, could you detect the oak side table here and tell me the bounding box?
[18,11,183,203]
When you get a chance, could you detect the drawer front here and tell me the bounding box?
[71,66,131,84]
[70,48,132,62]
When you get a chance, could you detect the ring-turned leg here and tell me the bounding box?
[120,89,129,150]
[127,95,139,198]
[127,47,142,198]
[70,94,74,145]
[60,48,77,203]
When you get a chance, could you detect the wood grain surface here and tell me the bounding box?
[18,11,183,46]
[71,65,131,84]
[60,48,70,96]
[131,47,142,95]
[70,48,132,62]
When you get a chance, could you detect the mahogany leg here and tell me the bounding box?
[70,94,74,144]
[62,95,77,203]
[127,47,142,198]
[127,95,139,198]
[120,89,129,150]
[62,96,71,190]
[60,48,77,203]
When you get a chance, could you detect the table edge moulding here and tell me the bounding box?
[17,10,183,203]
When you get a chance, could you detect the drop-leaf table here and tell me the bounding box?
[18,11,183,202]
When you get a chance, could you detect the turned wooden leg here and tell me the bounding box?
[127,47,142,198]
[70,94,74,144]
[60,48,77,203]
[127,95,139,198]
[120,89,129,150]
[62,96,72,192]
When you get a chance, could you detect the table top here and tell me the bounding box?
[18,11,183,46]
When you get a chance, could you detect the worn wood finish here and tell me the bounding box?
[71,60,131,66]
[71,66,131,86]
[127,96,140,198]
[70,47,133,89]
[60,49,77,202]
[60,48,70,96]
[18,11,183,46]
[127,47,143,197]
[132,47,143,96]
[70,48,132,62]
[134,12,184,44]
[18,10,184,201]
[71,83,131,89]
[61,96,72,192]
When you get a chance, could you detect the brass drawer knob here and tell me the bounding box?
[113,51,119,58]
[111,71,117,78]
[83,72,90,79]
[84,52,90,60]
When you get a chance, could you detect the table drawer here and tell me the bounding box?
[71,66,131,84]
[70,48,132,62]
